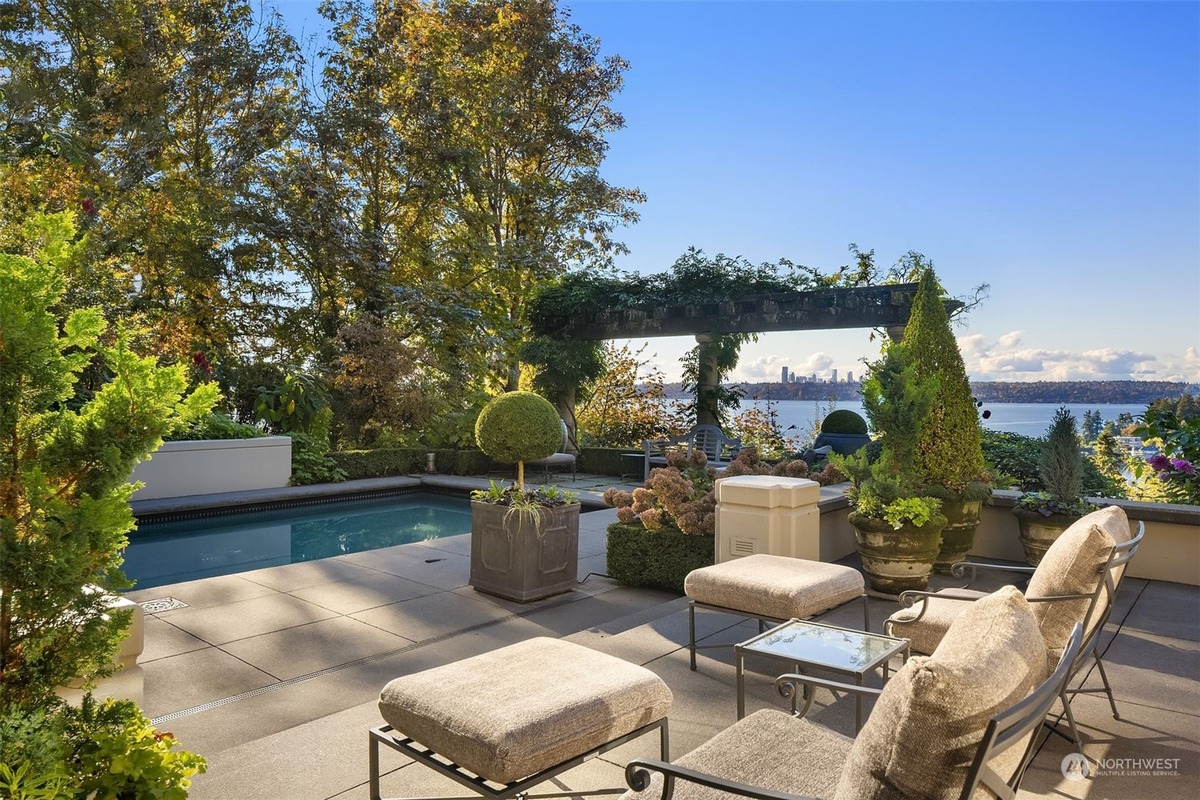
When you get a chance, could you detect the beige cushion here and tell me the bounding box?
[623,709,852,800]
[884,589,987,655]
[685,554,864,620]
[378,637,672,784]
[1027,505,1130,658]
[836,586,1047,800]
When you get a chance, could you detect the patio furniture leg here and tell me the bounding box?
[369,728,382,800]
[861,594,870,632]
[1092,650,1121,719]
[1058,688,1083,747]
[689,601,697,671]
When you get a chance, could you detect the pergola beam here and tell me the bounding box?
[543,284,946,341]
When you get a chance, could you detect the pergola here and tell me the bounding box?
[536,283,958,429]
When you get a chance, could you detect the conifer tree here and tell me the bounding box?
[0,213,215,707]
[900,265,987,497]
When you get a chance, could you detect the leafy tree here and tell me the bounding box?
[1092,423,1127,490]
[0,213,216,707]
[576,344,683,448]
[520,336,605,450]
[314,0,643,390]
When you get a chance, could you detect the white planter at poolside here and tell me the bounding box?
[129,436,292,500]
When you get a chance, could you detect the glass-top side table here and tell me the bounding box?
[735,618,910,730]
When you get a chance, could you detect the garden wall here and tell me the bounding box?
[129,436,292,500]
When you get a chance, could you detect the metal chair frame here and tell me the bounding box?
[369,717,669,800]
[890,521,1144,745]
[624,625,1084,800]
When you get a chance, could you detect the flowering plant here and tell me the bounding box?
[603,447,816,536]
[1130,406,1199,505]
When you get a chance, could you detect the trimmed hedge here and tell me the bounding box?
[606,522,715,594]
[578,447,632,477]
[331,448,490,479]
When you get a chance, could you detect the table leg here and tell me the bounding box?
[736,648,746,720]
[855,674,864,732]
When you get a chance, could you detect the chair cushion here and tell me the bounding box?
[378,637,672,784]
[685,554,864,621]
[884,589,987,655]
[835,586,1047,800]
[622,709,852,800]
[1026,505,1130,658]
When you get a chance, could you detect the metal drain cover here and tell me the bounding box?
[140,597,189,614]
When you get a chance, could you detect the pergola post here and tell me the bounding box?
[695,334,721,427]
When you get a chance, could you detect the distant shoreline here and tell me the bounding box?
[660,380,1197,405]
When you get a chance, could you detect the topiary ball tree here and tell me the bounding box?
[475,391,562,490]
[901,266,987,498]
[821,409,869,435]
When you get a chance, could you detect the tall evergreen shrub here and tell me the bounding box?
[900,267,988,498]
[0,214,216,707]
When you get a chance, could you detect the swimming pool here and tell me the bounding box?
[124,492,473,590]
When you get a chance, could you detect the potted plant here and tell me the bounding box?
[470,391,581,602]
[813,409,872,456]
[901,267,993,572]
[831,343,947,596]
[1013,407,1092,566]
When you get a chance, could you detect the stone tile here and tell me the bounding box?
[578,525,609,557]
[411,532,472,557]
[239,557,388,593]
[1122,580,1200,641]
[290,570,439,615]
[221,616,413,681]
[350,590,512,642]
[447,584,587,615]
[161,593,339,645]
[141,615,209,662]
[341,545,471,590]
[124,574,278,610]
[142,647,277,719]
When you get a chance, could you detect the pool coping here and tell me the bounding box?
[130,474,610,521]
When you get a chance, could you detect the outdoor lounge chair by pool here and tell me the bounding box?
[624,587,1084,800]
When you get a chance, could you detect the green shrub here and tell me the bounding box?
[605,522,714,593]
[60,696,205,800]
[821,409,869,435]
[475,392,562,464]
[0,705,70,799]
[331,448,490,479]
[288,408,346,486]
[578,447,631,476]
[166,412,264,441]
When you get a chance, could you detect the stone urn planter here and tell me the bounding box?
[849,512,945,597]
[1013,508,1079,567]
[470,500,580,602]
[933,498,983,574]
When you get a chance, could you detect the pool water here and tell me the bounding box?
[124,493,473,590]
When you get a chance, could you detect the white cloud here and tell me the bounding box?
[966,340,1163,381]
[733,352,835,382]
[997,330,1023,348]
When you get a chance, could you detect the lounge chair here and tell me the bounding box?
[885,504,1143,746]
[624,586,1084,800]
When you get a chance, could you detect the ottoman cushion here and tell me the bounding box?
[378,637,672,784]
[685,554,864,621]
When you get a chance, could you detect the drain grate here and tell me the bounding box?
[139,597,190,614]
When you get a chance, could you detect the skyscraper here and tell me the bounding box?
[832,368,838,384]
[781,366,789,384]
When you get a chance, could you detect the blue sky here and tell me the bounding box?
[277,0,1200,384]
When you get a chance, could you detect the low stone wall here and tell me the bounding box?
[130,436,292,500]
[817,488,1200,587]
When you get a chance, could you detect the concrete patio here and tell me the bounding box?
[123,502,1200,800]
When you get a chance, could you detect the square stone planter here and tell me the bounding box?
[469,501,580,602]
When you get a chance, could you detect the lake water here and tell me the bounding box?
[741,400,1147,441]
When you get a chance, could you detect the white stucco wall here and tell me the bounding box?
[129,436,292,500]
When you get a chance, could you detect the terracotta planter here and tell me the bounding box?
[1013,508,1080,567]
[849,512,945,597]
[470,501,580,602]
[934,498,983,574]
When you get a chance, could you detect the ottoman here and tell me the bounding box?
[684,554,867,669]
[370,637,672,799]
